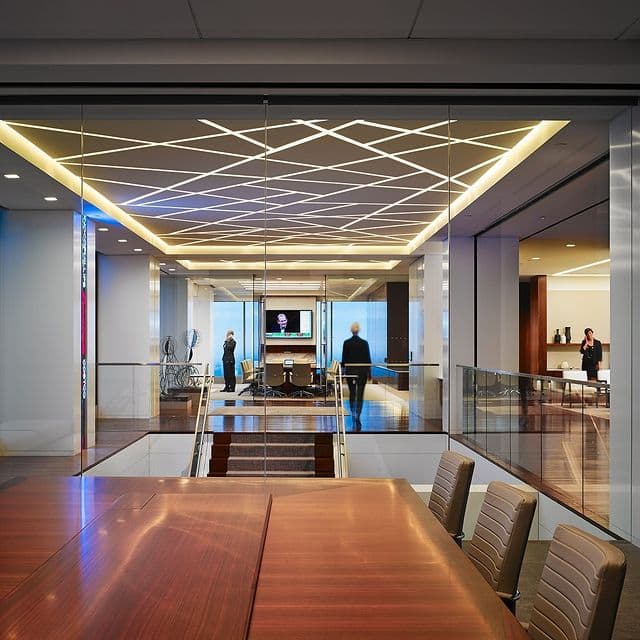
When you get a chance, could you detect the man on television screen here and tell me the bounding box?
[274,312,288,334]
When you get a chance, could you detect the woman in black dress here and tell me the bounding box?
[222,330,236,392]
[580,327,602,380]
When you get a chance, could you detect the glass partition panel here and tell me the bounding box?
[0,103,84,478]
[82,102,267,477]
[458,365,609,529]
[449,103,615,531]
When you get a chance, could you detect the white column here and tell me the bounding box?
[97,255,160,418]
[0,210,85,455]
[409,241,446,421]
[159,275,191,355]
[447,237,475,433]
[609,107,639,543]
[192,283,214,374]
[476,236,520,371]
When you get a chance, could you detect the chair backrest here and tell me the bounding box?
[291,363,312,386]
[467,481,537,600]
[562,370,588,382]
[240,359,252,381]
[265,363,284,387]
[327,360,339,380]
[528,524,626,640]
[428,451,475,540]
[597,368,611,384]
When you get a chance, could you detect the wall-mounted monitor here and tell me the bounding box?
[265,310,313,338]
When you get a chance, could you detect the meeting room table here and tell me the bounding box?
[0,476,528,639]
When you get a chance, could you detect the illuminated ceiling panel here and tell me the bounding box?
[1,117,548,257]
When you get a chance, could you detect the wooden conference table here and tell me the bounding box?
[0,476,527,639]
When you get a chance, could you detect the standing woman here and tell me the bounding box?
[580,327,602,381]
[222,330,237,392]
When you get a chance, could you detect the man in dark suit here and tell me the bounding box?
[341,322,371,430]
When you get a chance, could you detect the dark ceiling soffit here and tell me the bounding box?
[0,84,638,105]
[476,152,610,238]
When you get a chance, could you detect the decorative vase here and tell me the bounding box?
[553,329,561,344]
[560,334,566,344]
[564,326,572,343]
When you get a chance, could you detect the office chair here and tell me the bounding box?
[525,524,626,640]
[561,370,597,407]
[467,481,537,613]
[238,360,260,396]
[596,368,610,407]
[428,451,475,547]
[263,363,286,397]
[289,363,313,398]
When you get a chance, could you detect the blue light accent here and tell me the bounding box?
[82,203,120,224]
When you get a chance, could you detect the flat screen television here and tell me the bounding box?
[265,310,313,338]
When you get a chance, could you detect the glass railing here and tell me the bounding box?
[456,365,610,528]
[58,359,445,478]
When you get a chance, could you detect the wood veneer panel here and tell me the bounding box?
[0,477,143,597]
[0,492,271,640]
[249,479,527,640]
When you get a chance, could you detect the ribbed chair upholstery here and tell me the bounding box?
[467,481,537,613]
[428,451,475,545]
[527,524,626,640]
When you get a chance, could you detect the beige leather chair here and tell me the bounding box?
[238,360,259,395]
[428,451,475,546]
[526,524,626,640]
[467,481,537,613]
[326,360,340,394]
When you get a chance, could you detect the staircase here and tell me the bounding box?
[208,432,334,478]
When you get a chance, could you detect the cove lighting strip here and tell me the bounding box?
[552,258,610,277]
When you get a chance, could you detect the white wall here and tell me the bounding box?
[547,276,610,342]
[546,275,610,369]
[348,433,448,483]
[84,433,195,477]
[0,210,83,455]
[97,255,160,418]
[192,283,214,373]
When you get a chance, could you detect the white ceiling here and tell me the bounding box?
[0,1,637,40]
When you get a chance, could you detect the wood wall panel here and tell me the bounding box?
[519,275,547,375]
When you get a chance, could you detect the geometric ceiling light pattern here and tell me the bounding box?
[4,118,542,252]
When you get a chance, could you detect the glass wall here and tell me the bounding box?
[0,103,85,477]
[0,95,634,542]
